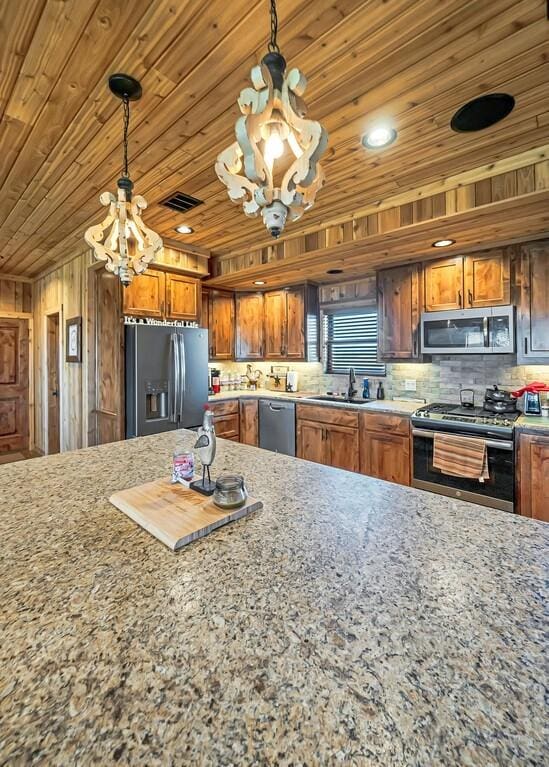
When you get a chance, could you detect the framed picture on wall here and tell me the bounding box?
[66,316,82,363]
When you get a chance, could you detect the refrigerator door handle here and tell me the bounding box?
[178,333,186,421]
[169,333,179,422]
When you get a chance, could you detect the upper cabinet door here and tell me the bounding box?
[463,250,510,308]
[264,290,286,359]
[165,273,200,321]
[377,264,422,359]
[235,293,264,360]
[518,241,549,361]
[285,288,305,359]
[123,269,165,318]
[424,257,464,311]
[209,291,235,360]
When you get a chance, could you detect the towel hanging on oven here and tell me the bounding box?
[433,433,489,482]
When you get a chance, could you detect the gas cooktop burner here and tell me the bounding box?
[411,402,519,439]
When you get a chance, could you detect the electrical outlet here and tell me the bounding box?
[404,379,417,392]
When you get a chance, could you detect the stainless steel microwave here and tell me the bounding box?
[420,305,515,354]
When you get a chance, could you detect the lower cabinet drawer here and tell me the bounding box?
[213,413,239,439]
[296,403,358,428]
[209,399,239,417]
[360,412,410,436]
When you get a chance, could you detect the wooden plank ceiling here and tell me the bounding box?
[0,0,547,278]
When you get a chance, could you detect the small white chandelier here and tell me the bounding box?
[215,0,328,238]
[85,74,163,286]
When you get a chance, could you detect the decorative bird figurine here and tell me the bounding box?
[192,406,217,493]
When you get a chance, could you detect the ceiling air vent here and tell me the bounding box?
[160,191,204,213]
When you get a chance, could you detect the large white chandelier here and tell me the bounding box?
[84,74,163,286]
[215,0,328,238]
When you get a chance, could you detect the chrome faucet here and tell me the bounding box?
[347,367,357,400]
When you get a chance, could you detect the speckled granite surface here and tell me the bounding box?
[209,388,420,416]
[1,433,547,765]
[516,415,549,435]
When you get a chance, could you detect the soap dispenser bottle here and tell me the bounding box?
[376,381,385,400]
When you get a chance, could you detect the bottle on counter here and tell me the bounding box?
[362,378,370,399]
[376,381,385,400]
[212,373,221,395]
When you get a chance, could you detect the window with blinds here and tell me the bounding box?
[323,308,386,376]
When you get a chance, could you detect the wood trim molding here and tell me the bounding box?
[205,188,549,290]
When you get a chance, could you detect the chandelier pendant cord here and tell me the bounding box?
[268,0,279,53]
[122,96,130,178]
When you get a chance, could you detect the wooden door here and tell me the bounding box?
[239,399,258,446]
[297,419,326,465]
[88,269,125,445]
[0,318,29,453]
[325,423,359,472]
[463,250,510,308]
[264,290,286,359]
[46,314,60,454]
[519,435,549,522]
[424,257,464,311]
[378,264,421,359]
[209,291,234,360]
[235,293,264,360]
[518,242,549,361]
[165,273,200,321]
[285,288,305,359]
[360,432,410,485]
[122,269,165,318]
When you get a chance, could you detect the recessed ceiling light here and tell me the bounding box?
[253,280,266,285]
[327,268,343,274]
[432,239,455,247]
[175,224,194,234]
[450,94,515,132]
[362,126,397,149]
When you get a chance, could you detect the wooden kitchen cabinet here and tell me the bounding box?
[264,290,286,359]
[518,433,549,522]
[208,290,235,360]
[123,269,165,318]
[423,250,510,311]
[239,399,259,446]
[517,241,549,362]
[359,412,411,486]
[235,293,264,360]
[296,404,359,472]
[264,285,319,361]
[377,264,422,359]
[424,256,463,311]
[165,273,200,321]
[123,268,200,321]
[209,399,239,440]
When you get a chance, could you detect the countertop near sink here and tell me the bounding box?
[208,388,420,416]
[1,431,547,764]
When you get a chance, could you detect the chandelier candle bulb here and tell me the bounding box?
[215,0,327,238]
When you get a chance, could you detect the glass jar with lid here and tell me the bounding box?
[212,474,248,509]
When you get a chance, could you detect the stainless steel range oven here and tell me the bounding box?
[411,404,518,513]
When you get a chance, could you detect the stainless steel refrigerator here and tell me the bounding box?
[125,324,208,438]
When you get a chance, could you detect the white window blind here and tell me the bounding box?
[323,308,386,376]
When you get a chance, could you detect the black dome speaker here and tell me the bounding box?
[450,94,515,132]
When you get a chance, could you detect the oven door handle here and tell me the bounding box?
[412,428,513,451]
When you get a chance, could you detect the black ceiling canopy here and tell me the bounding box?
[450,93,515,132]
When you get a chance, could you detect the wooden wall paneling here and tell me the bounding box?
[0,278,32,313]
[491,171,517,202]
[516,165,535,195]
[534,159,549,190]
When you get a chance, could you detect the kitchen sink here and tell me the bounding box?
[306,395,372,405]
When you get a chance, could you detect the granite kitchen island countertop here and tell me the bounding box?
[1,432,547,765]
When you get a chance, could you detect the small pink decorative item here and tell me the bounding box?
[172,451,194,485]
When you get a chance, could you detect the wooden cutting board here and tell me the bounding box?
[109,477,262,551]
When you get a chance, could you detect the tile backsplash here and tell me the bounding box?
[213,356,549,405]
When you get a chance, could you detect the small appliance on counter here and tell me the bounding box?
[460,388,475,409]
[286,370,299,393]
[245,364,262,390]
[511,381,549,416]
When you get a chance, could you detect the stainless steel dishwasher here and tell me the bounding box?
[258,399,296,456]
